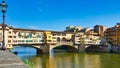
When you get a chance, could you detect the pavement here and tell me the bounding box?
[0,50,28,68]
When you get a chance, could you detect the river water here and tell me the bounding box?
[11,46,120,68]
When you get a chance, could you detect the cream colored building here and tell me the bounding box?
[74,32,101,45]
[0,25,45,48]
[52,32,74,42]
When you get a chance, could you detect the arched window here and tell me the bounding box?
[62,37,66,42]
[57,37,61,42]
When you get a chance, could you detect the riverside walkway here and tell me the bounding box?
[0,50,28,68]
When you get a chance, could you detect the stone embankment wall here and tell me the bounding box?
[110,45,120,53]
[0,50,28,68]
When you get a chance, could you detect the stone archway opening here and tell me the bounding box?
[57,37,61,42]
[52,45,78,53]
[85,45,102,52]
[12,45,43,54]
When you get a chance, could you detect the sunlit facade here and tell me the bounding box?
[0,25,74,48]
[0,24,102,49]
[0,25,45,48]
[44,31,57,44]
[105,23,120,45]
[74,32,101,45]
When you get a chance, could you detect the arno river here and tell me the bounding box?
[11,46,120,68]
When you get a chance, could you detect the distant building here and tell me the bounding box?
[65,26,101,45]
[105,23,120,45]
[94,25,107,37]
[74,32,101,45]
[65,26,82,32]
[79,28,92,33]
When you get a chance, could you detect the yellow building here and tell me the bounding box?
[105,23,120,45]
[44,31,57,45]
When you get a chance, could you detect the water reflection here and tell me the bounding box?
[29,53,101,68]
[11,46,120,68]
[11,46,36,60]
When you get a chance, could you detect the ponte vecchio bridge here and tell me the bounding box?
[0,24,101,54]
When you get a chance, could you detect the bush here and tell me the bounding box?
[23,59,34,68]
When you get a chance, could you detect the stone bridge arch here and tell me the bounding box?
[50,45,78,53]
[85,45,101,52]
[13,44,43,54]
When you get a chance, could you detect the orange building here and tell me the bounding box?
[105,23,120,45]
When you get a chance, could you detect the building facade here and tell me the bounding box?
[0,24,102,49]
[94,25,107,37]
[74,32,101,45]
[105,23,120,45]
[0,25,75,49]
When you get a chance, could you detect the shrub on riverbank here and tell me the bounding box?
[23,59,34,68]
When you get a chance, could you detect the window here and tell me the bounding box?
[8,36,12,38]
[14,32,16,34]
[117,38,119,41]
[39,40,44,42]
[14,36,16,38]
[9,31,11,34]
[48,36,51,38]
[29,40,33,42]
[52,37,56,39]
[26,40,29,42]
[8,40,11,43]
[48,40,51,42]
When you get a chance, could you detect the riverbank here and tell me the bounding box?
[0,50,28,68]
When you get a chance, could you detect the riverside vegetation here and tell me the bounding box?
[23,59,34,68]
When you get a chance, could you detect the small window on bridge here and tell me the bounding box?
[8,36,12,38]
[48,40,51,42]
[14,36,16,38]
[9,31,11,34]
[14,32,17,34]
[8,40,11,43]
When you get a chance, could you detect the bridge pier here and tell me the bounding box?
[42,44,50,54]
[108,44,112,53]
[78,44,85,52]
[36,49,43,54]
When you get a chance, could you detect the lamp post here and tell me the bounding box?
[0,0,8,50]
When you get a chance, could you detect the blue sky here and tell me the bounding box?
[1,0,120,31]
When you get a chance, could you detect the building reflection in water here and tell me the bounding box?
[12,46,102,68]
[84,53,100,68]
[12,46,120,68]
[30,53,101,68]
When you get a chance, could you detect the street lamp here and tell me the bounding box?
[0,0,8,50]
